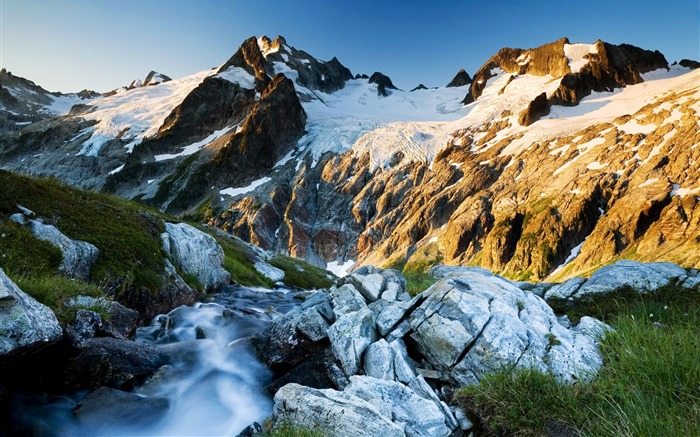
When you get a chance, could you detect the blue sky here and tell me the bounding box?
[1,0,699,92]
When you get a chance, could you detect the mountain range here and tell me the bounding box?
[1,35,698,281]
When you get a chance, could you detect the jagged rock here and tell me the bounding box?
[0,268,62,361]
[369,72,397,96]
[63,337,163,389]
[345,375,453,436]
[328,284,367,318]
[355,73,369,79]
[66,310,104,346]
[236,422,263,437]
[518,92,550,126]
[407,268,610,385]
[162,223,230,290]
[251,292,334,372]
[75,386,169,429]
[272,383,404,437]
[408,375,461,431]
[266,347,348,393]
[328,306,377,376]
[411,84,428,92]
[345,272,386,302]
[143,71,171,86]
[679,59,700,69]
[66,295,138,339]
[24,219,99,280]
[391,338,418,383]
[363,339,394,380]
[550,260,689,300]
[446,69,472,87]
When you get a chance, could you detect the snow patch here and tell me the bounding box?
[108,164,125,175]
[216,66,256,89]
[220,177,271,198]
[154,126,233,161]
[564,43,598,74]
[326,260,356,277]
[638,178,659,188]
[586,161,608,170]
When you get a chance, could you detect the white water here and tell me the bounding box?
[10,286,300,436]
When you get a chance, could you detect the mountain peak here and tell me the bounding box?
[446,69,472,87]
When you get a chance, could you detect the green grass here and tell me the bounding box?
[203,230,274,288]
[269,256,335,290]
[0,170,165,292]
[264,423,325,437]
[455,284,700,436]
[14,275,106,324]
[404,271,438,296]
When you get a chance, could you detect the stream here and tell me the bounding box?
[9,285,301,436]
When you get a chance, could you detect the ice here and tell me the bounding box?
[154,126,233,161]
[586,161,608,170]
[220,177,272,198]
[638,178,660,188]
[671,184,700,197]
[216,67,256,89]
[108,164,124,175]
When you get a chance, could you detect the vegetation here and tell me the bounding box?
[269,256,335,290]
[456,283,700,436]
[385,243,441,296]
[264,423,325,437]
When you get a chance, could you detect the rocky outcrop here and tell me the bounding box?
[0,268,62,361]
[265,266,612,435]
[411,84,428,91]
[518,91,549,126]
[446,69,472,87]
[545,260,689,301]
[369,72,398,96]
[679,59,700,69]
[162,222,230,290]
[75,386,169,430]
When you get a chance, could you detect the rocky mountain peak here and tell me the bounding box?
[368,72,397,96]
[446,69,472,87]
[143,71,172,86]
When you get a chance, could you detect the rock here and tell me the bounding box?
[251,291,334,372]
[66,310,103,346]
[446,69,472,87]
[328,284,367,318]
[679,59,700,69]
[272,383,404,437]
[390,339,418,384]
[162,223,230,290]
[345,375,453,436]
[254,261,285,282]
[346,272,385,302]
[406,269,610,385]
[0,268,63,361]
[266,347,348,394]
[363,339,394,380]
[376,298,417,336]
[368,72,398,97]
[25,219,99,280]
[682,275,700,289]
[63,337,163,389]
[544,276,587,300]
[236,422,263,437]
[518,92,550,126]
[411,84,429,92]
[408,375,461,431]
[328,306,377,376]
[75,387,169,429]
[66,295,138,339]
[574,260,688,297]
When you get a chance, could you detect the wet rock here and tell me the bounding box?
[266,347,348,394]
[0,268,62,362]
[66,295,138,339]
[162,223,230,290]
[75,387,169,429]
[251,291,334,372]
[66,310,103,346]
[272,383,404,437]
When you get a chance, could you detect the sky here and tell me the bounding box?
[1,0,699,93]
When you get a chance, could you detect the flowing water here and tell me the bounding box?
[9,285,300,436]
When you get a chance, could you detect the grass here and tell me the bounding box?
[14,275,106,324]
[0,170,165,292]
[404,271,438,296]
[269,256,335,290]
[264,423,325,437]
[455,283,700,436]
[385,243,441,296]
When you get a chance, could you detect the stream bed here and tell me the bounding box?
[9,285,300,436]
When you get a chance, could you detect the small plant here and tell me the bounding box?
[515,299,525,311]
[544,333,561,346]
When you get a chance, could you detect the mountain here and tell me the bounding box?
[0,36,698,282]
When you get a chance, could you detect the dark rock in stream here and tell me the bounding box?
[75,386,169,429]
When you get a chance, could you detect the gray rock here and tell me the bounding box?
[328,284,367,318]
[573,260,688,298]
[452,406,474,431]
[328,306,377,376]
[251,291,334,371]
[272,383,404,437]
[376,297,420,336]
[407,269,610,385]
[544,276,586,300]
[390,338,417,384]
[345,375,452,436]
[66,309,103,346]
[254,261,285,282]
[682,275,700,289]
[381,281,401,301]
[0,268,62,359]
[9,213,26,225]
[162,223,230,290]
[364,339,394,380]
[67,295,138,339]
[348,272,386,302]
[408,375,460,431]
[27,219,99,280]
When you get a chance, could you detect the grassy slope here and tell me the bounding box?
[0,170,334,323]
[455,283,700,437]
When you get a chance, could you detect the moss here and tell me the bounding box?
[14,275,105,324]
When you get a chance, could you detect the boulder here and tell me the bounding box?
[345,375,453,436]
[346,272,385,302]
[272,383,404,437]
[66,295,138,339]
[571,260,688,298]
[253,261,285,282]
[328,306,377,376]
[266,347,348,393]
[0,268,62,361]
[406,269,610,385]
[363,339,394,380]
[25,219,99,280]
[251,292,334,372]
[544,276,587,300]
[162,223,230,290]
[328,284,367,318]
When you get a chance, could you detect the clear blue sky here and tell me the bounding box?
[1,0,698,93]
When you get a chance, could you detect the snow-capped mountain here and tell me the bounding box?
[0,36,698,280]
